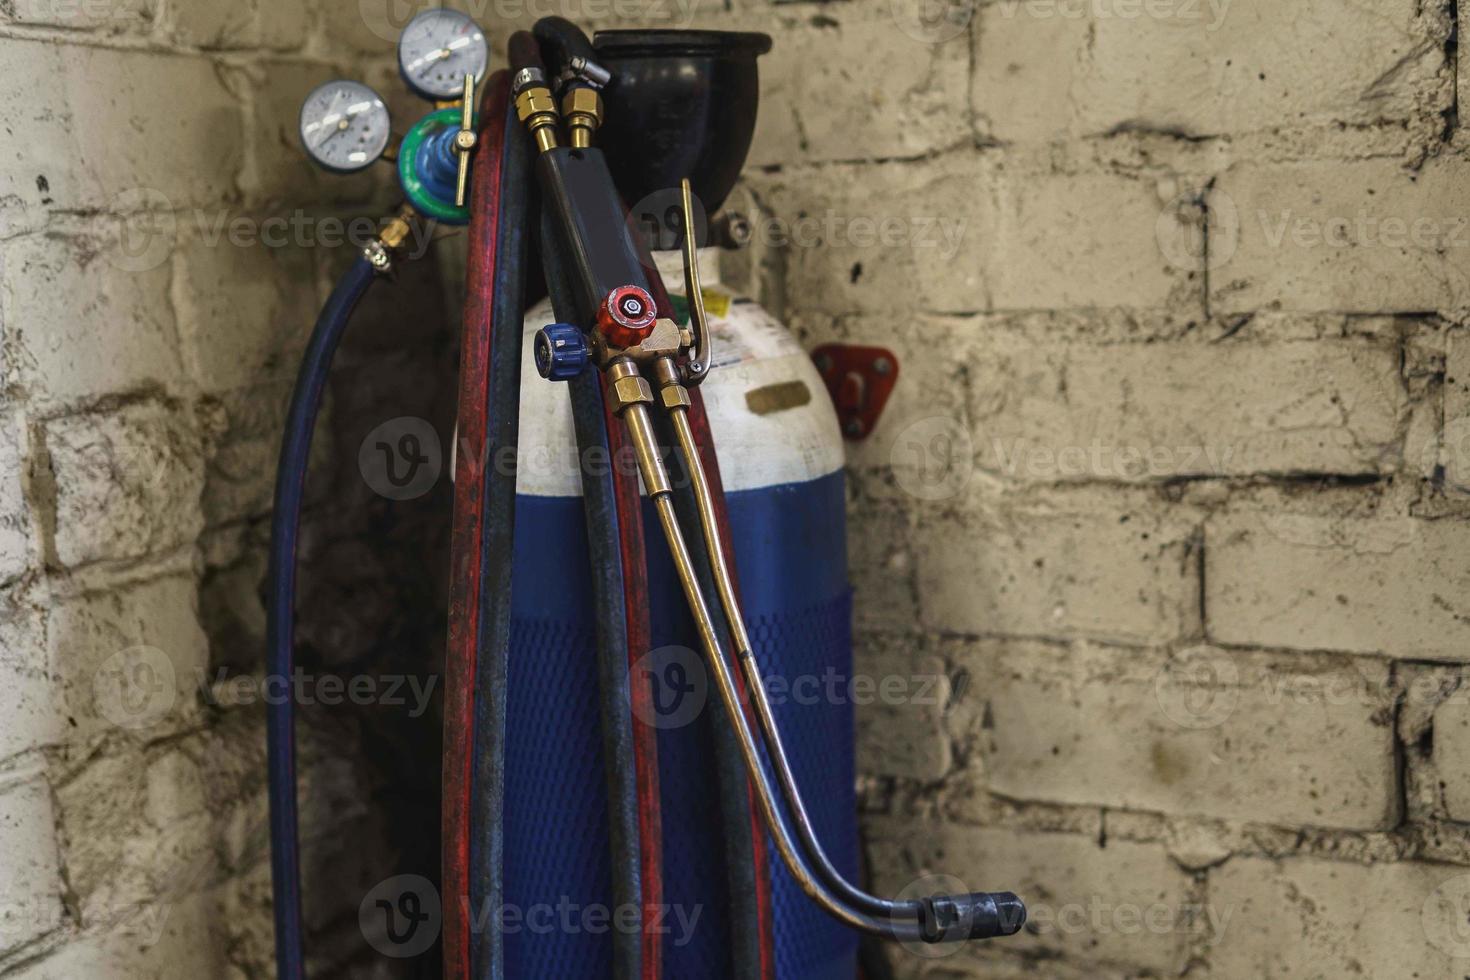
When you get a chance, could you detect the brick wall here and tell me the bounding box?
[714,0,1470,976]
[2,0,1467,977]
[0,1,457,976]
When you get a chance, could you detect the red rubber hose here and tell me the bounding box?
[443,70,511,980]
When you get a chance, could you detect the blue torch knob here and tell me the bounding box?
[535,323,590,381]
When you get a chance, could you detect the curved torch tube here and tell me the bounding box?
[610,366,1024,944]
[660,386,909,921]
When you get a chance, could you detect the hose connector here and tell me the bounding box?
[363,205,417,273]
[918,892,1027,943]
[651,357,690,412]
[562,87,603,149]
[513,72,560,153]
[605,360,671,499]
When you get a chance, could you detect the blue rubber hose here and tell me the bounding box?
[267,254,378,980]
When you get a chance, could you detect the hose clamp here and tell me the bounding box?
[555,56,611,92]
[512,67,547,96]
[362,239,394,275]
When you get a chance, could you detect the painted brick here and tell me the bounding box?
[5,900,226,978]
[3,230,182,410]
[867,821,1196,973]
[1432,694,1470,821]
[0,775,65,954]
[42,402,205,568]
[746,158,1189,317]
[0,413,33,582]
[914,500,1200,644]
[0,43,242,212]
[165,0,307,50]
[975,335,1403,479]
[201,383,290,527]
[847,503,921,631]
[1210,156,1470,314]
[1207,855,1469,977]
[55,747,214,919]
[7,0,151,32]
[853,635,953,780]
[48,574,209,743]
[977,0,1449,142]
[749,12,970,165]
[0,609,61,762]
[170,229,318,393]
[963,640,1399,829]
[743,157,986,317]
[1206,511,1470,660]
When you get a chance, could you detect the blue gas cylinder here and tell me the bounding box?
[501,247,857,979]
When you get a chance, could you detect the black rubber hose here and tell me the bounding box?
[539,207,644,980]
[267,254,378,980]
[469,87,534,980]
[508,30,544,78]
[532,16,600,84]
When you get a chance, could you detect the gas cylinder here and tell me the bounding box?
[503,246,858,979]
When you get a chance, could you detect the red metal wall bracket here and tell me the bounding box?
[812,344,900,440]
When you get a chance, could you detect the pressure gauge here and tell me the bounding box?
[299,80,391,173]
[398,8,489,100]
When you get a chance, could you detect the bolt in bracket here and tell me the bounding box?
[811,344,900,441]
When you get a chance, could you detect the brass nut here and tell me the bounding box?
[378,215,413,251]
[514,88,556,122]
[659,385,692,411]
[609,374,653,414]
[561,88,603,119]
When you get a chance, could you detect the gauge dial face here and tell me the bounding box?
[398,8,489,100]
[299,80,390,173]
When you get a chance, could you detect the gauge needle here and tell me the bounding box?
[311,91,347,147]
[315,122,346,149]
[416,48,452,77]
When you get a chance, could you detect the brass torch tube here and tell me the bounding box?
[658,360,920,922]
[616,396,923,940]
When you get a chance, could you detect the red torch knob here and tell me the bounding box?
[597,284,657,349]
